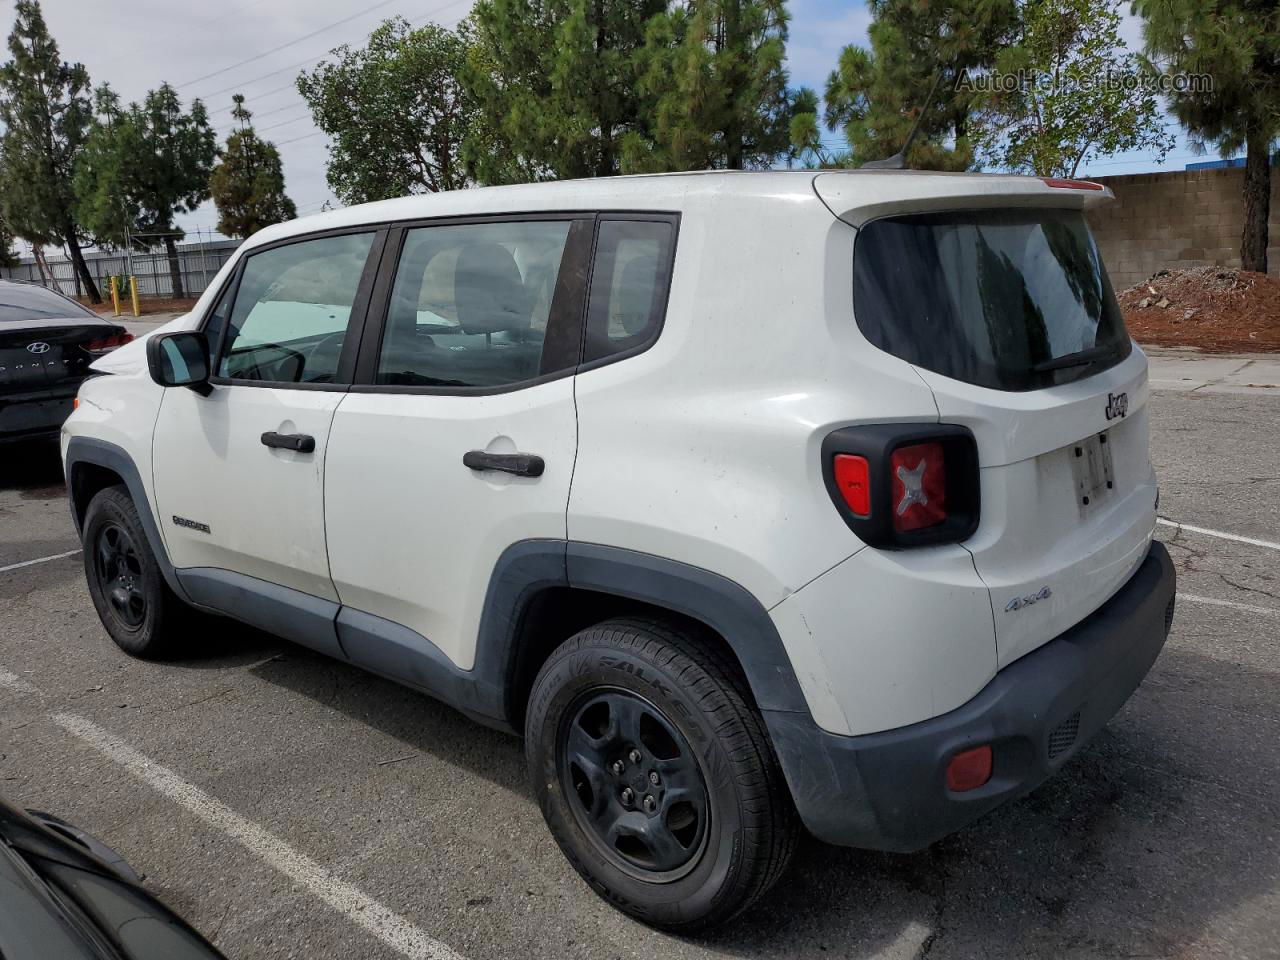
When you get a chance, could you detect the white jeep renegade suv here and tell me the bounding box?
[62,170,1176,931]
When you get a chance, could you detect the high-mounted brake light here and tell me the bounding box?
[1041,178,1103,191]
[890,442,947,532]
[832,454,871,517]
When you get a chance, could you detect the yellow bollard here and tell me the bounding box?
[129,275,140,318]
[109,276,120,317]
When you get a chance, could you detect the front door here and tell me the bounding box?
[152,230,382,603]
[324,217,591,672]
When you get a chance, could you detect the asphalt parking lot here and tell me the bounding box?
[2,376,1278,960]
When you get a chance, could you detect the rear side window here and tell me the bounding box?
[853,208,1130,391]
[218,232,375,384]
[0,283,97,322]
[375,220,572,388]
[583,218,676,364]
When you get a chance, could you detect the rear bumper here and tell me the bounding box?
[0,386,78,442]
[765,539,1176,852]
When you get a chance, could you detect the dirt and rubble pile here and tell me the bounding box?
[1118,266,1280,352]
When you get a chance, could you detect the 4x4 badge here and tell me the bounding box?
[1005,585,1051,613]
[1105,391,1128,421]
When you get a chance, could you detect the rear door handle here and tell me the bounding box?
[463,451,545,477]
[261,431,315,453]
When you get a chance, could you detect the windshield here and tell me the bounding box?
[852,208,1131,391]
[0,283,99,323]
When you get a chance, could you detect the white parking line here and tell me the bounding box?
[1179,594,1280,617]
[0,549,81,573]
[0,669,40,694]
[51,713,465,960]
[1158,518,1280,553]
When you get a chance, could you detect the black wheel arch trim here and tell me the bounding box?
[64,436,191,603]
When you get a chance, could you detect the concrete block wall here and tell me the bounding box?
[1085,167,1280,291]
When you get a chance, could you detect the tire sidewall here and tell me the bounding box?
[527,635,747,927]
[82,490,166,656]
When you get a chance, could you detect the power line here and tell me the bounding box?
[275,130,326,147]
[191,0,471,101]
[179,0,404,89]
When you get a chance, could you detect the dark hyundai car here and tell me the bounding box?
[0,280,132,444]
[0,795,226,958]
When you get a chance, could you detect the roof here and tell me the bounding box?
[245,169,1111,251]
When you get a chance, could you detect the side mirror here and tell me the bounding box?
[147,331,212,396]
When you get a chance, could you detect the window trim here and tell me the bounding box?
[576,212,680,375]
[198,225,390,392]
[349,211,597,397]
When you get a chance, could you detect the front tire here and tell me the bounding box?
[82,486,188,658]
[525,617,798,931]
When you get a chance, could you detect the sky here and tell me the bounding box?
[2,0,1222,252]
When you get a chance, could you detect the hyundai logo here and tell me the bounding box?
[26,341,51,355]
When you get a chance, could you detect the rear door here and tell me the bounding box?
[152,229,384,605]
[847,201,1156,668]
[323,216,591,673]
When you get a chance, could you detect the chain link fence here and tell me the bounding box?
[1,234,243,300]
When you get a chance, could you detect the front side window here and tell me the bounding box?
[583,219,675,363]
[218,232,375,384]
[853,208,1130,391]
[376,220,572,388]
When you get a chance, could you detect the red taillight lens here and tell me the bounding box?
[946,745,993,792]
[85,332,134,352]
[832,454,871,517]
[890,441,947,532]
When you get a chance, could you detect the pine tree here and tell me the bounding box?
[0,0,100,300]
[0,214,18,268]
[75,82,216,299]
[209,95,297,239]
[794,0,1017,170]
[625,0,795,171]
[463,0,664,182]
[1134,0,1280,273]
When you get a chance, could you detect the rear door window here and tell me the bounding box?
[375,220,573,388]
[853,208,1130,391]
[583,218,676,363]
[217,232,376,384]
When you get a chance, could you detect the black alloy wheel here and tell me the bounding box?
[93,521,147,629]
[559,688,709,880]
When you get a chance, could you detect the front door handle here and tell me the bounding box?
[463,450,545,477]
[261,431,315,453]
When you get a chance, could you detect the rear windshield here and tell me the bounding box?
[0,283,97,323]
[853,208,1130,391]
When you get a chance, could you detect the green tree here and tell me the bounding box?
[624,0,795,171]
[0,215,18,268]
[75,82,216,298]
[209,95,297,238]
[298,18,474,202]
[463,0,664,182]
[1134,0,1280,273]
[794,0,1017,170]
[0,0,100,300]
[972,0,1174,177]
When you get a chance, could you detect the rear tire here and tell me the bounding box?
[82,486,189,658]
[525,617,799,931]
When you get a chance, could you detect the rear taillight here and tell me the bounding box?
[832,454,871,517]
[821,424,980,548]
[84,331,134,353]
[890,442,947,532]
